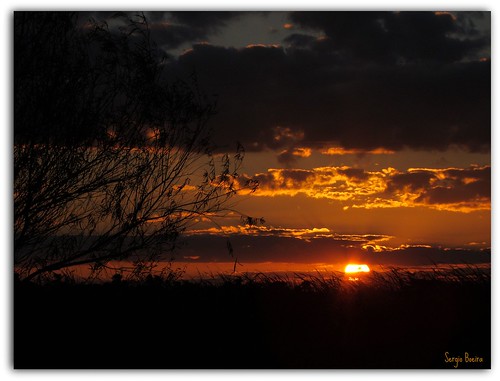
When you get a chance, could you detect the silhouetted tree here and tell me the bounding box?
[14,12,257,281]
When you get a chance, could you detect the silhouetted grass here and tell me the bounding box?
[14,266,490,369]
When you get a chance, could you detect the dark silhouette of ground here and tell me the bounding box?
[14,272,491,369]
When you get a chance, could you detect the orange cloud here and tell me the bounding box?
[237,165,490,213]
[321,147,395,155]
[362,243,433,253]
[187,224,393,243]
[291,147,312,158]
[283,23,294,30]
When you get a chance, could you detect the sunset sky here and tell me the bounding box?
[2,1,498,377]
[37,10,495,273]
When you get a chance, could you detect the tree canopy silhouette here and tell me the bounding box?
[14,12,258,281]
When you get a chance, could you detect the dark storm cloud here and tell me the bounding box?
[164,23,490,153]
[288,11,489,64]
[168,11,243,30]
[150,12,244,49]
[148,22,208,50]
[81,11,243,49]
[79,11,490,155]
[283,33,317,48]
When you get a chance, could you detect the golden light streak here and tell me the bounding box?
[186,225,393,244]
[246,43,281,49]
[321,147,395,155]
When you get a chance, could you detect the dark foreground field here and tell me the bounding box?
[14,268,491,369]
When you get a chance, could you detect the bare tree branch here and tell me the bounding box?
[14,12,258,281]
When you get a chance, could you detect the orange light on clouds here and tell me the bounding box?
[283,23,294,29]
[292,147,312,158]
[344,264,370,274]
[321,147,395,155]
[235,165,490,213]
[246,43,281,49]
[434,11,457,21]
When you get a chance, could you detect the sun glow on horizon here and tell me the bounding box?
[344,264,371,274]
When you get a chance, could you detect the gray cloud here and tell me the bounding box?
[64,12,493,155]
[80,11,244,50]
[288,11,489,64]
[174,233,490,267]
[165,39,490,154]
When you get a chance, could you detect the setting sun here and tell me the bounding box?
[344,264,371,274]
